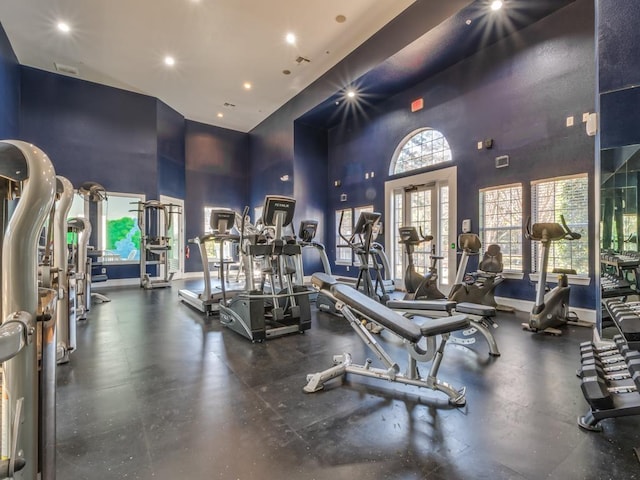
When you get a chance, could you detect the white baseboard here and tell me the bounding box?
[94,272,202,288]
[495,296,596,323]
[93,278,140,288]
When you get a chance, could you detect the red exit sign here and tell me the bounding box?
[411,98,424,112]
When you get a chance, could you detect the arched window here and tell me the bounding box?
[389,128,452,175]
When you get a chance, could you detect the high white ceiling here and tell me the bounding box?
[0,0,416,132]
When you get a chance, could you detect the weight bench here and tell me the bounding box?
[305,273,471,406]
[386,299,500,356]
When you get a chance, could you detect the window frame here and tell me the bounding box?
[98,191,146,264]
[530,173,589,276]
[389,127,453,176]
[478,183,524,273]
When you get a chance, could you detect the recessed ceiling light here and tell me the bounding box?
[286,33,296,45]
[282,69,291,75]
[217,113,223,118]
[335,15,347,23]
[164,56,175,67]
[57,22,71,33]
[243,82,252,90]
[465,19,472,25]
[346,90,356,99]
[490,1,503,11]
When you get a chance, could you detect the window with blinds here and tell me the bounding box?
[479,184,523,271]
[531,174,589,274]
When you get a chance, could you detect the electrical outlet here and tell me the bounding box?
[566,116,574,127]
[477,141,483,150]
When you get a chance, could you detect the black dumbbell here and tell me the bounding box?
[580,371,615,410]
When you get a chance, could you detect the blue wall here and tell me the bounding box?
[20,67,159,195]
[20,67,159,279]
[248,1,471,250]
[157,100,186,199]
[326,0,596,308]
[0,23,19,139]
[294,121,328,274]
[19,67,251,277]
[598,0,640,149]
[184,120,249,272]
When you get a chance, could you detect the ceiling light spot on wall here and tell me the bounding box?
[164,56,175,67]
[491,1,503,11]
[282,69,291,75]
[335,15,347,23]
[285,33,296,45]
[57,22,71,33]
[243,82,252,90]
[217,113,223,118]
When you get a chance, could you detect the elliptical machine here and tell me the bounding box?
[524,215,586,334]
[316,211,389,315]
[398,226,446,300]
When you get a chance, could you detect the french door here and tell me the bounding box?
[385,166,457,293]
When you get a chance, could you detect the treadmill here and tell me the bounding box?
[178,208,240,315]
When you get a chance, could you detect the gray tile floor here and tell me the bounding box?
[55,281,640,479]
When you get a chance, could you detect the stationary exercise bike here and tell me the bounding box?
[524,215,586,334]
[448,233,513,312]
[398,226,446,300]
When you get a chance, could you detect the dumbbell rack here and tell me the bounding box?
[601,273,635,299]
[578,299,640,431]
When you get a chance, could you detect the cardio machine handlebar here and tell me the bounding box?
[419,226,434,243]
[525,215,581,242]
[397,226,433,245]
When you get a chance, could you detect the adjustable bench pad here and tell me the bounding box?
[331,283,423,343]
[386,299,455,312]
[455,302,496,317]
[311,272,338,291]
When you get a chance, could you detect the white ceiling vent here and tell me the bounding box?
[54,62,79,76]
